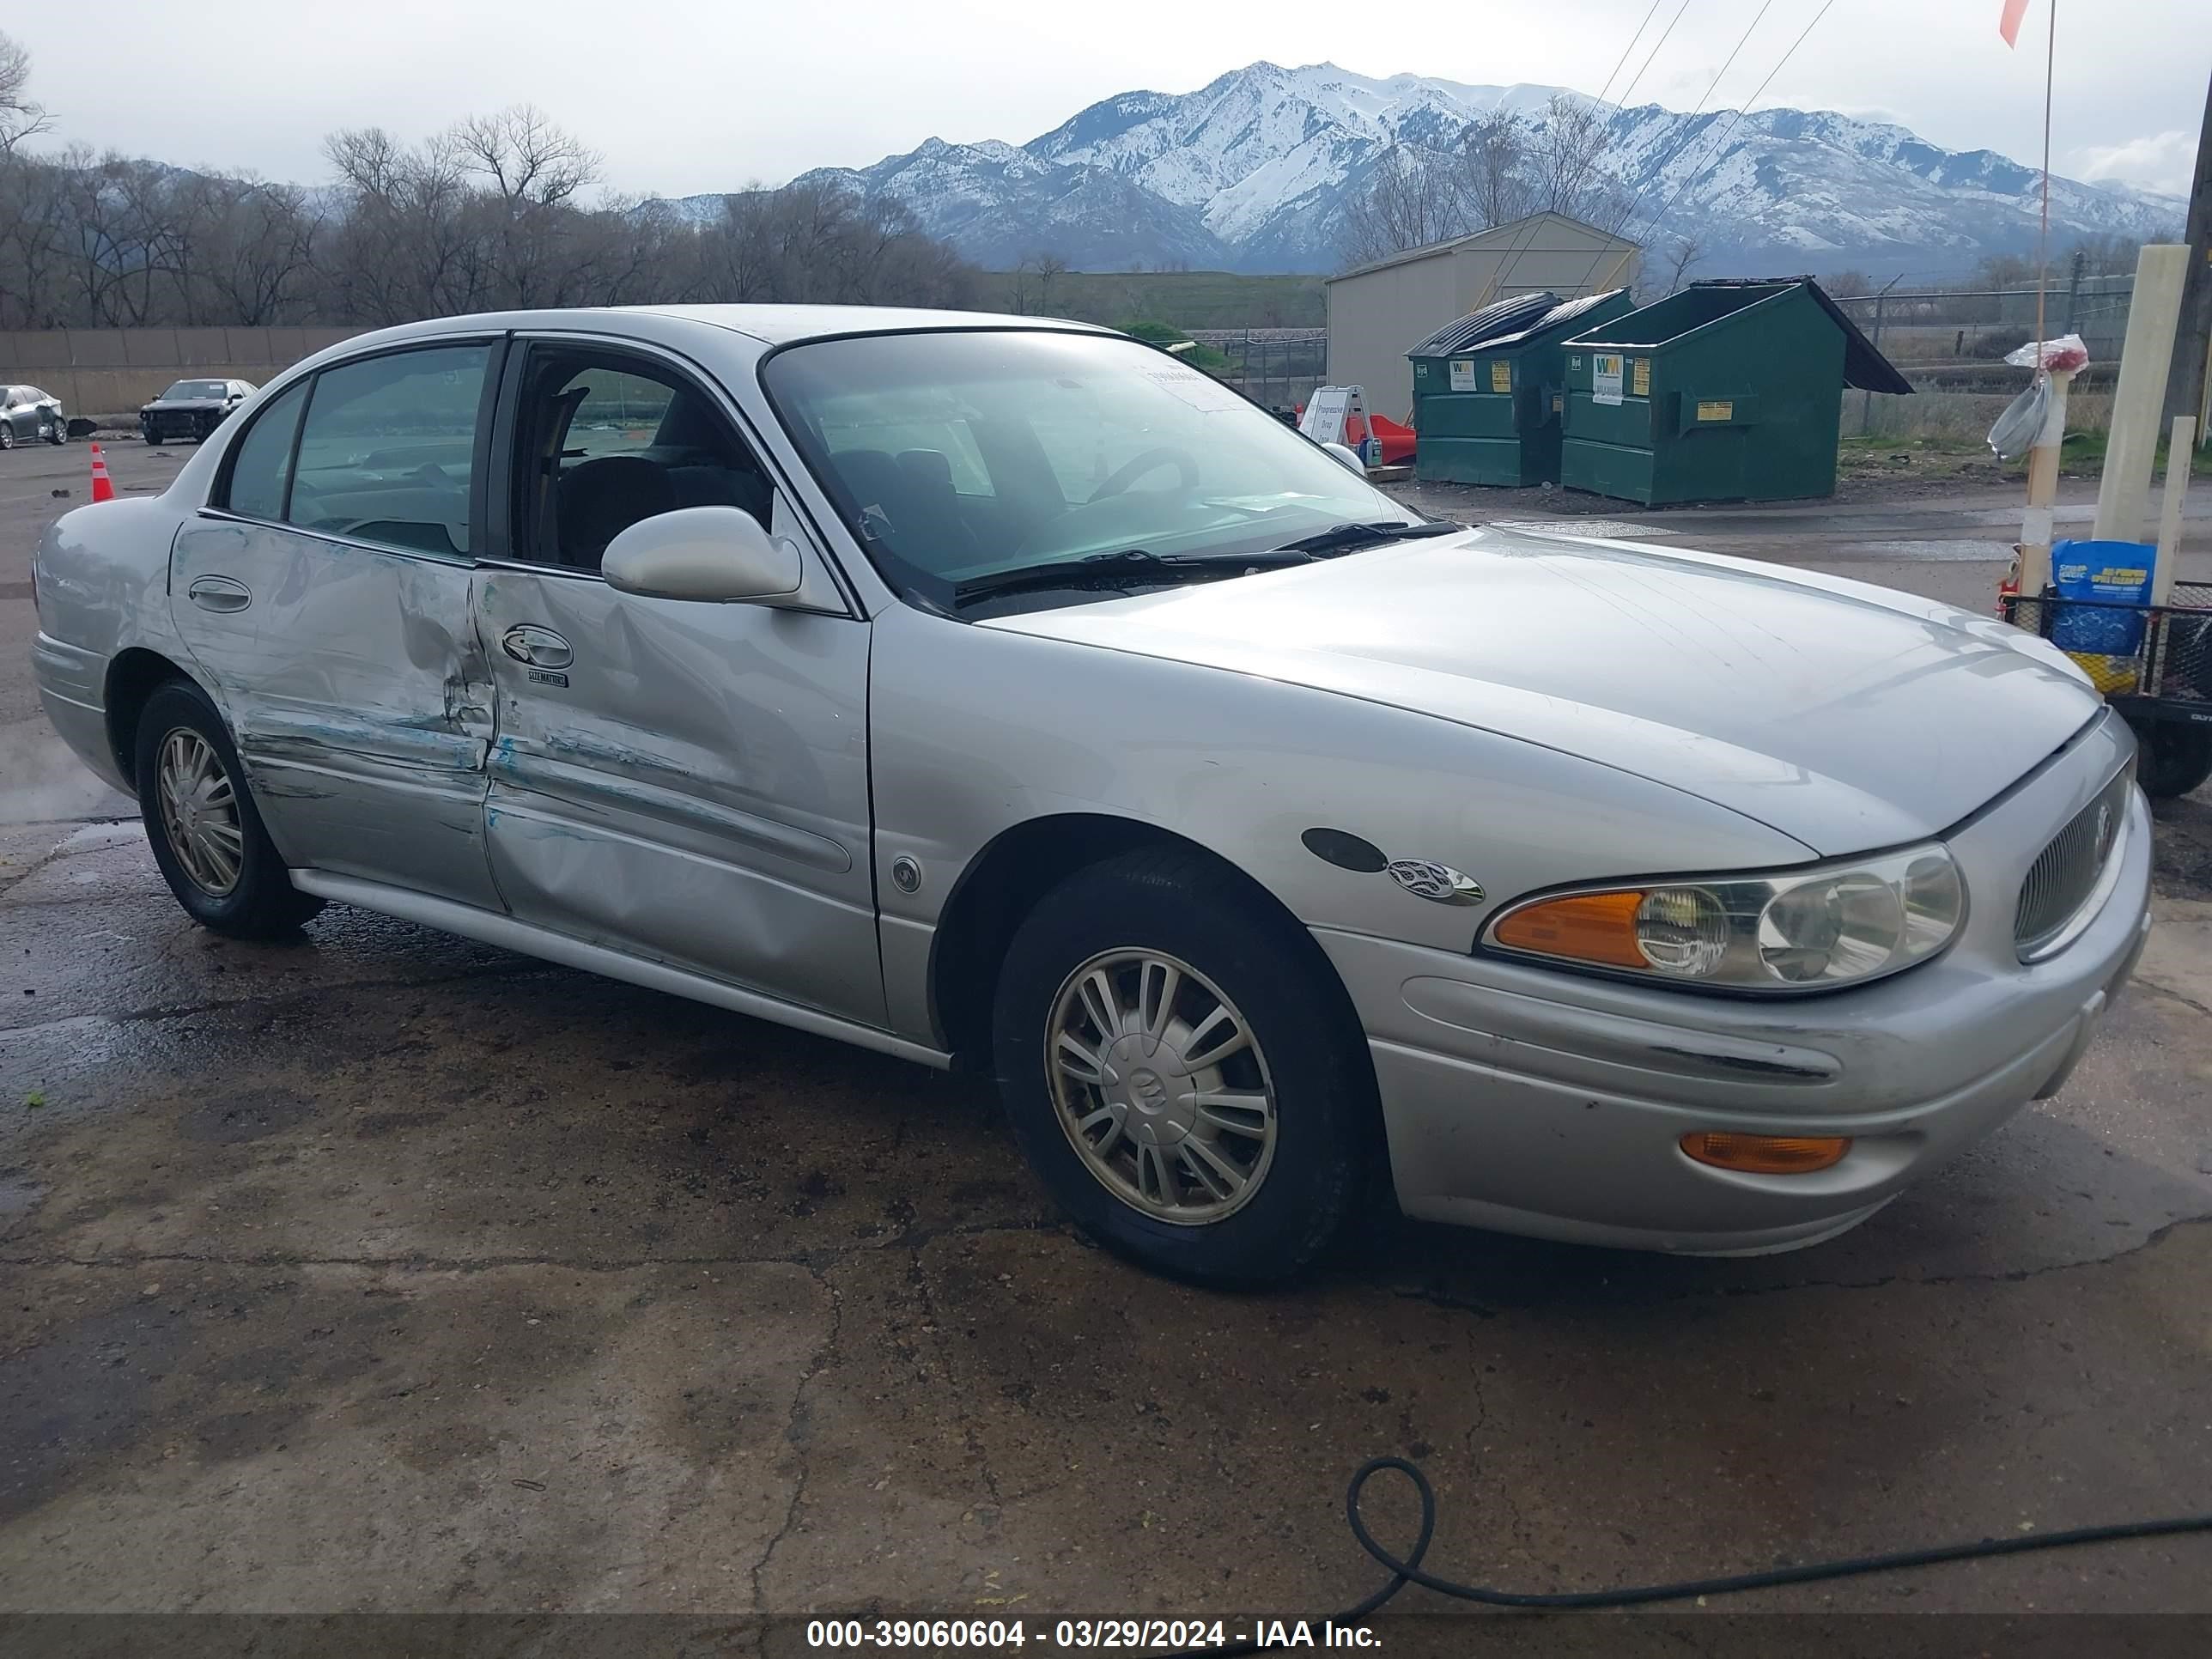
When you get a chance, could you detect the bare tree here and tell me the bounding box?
[1528,94,1631,231]
[0,29,51,158]
[1458,111,1532,231]
[1031,251,1069,312]
[1662,235,1704,294]
[0,105,981,331]
[1340,146,1462,267]
[452,105,599,210]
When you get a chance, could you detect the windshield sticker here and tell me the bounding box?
[1146,368,1245,414]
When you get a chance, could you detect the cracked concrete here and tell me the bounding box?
[3,441,2211,1628]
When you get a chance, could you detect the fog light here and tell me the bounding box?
[1680,1132,1851,1174]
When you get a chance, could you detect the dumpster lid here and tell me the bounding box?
[1406,291,1558,358]
[1478,288,1630,350]
[1687,277,1915,395]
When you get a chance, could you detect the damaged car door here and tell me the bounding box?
[168,341,506,908]
[471,342,882,1025]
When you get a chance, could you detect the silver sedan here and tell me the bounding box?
[30,307,2152,1283]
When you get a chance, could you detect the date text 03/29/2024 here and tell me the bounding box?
[805,1619,1382,1649]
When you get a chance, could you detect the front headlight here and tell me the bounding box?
[1485,845,1965,993]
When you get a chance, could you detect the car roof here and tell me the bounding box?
[615,303,1112,345]
[316,303,1112,358]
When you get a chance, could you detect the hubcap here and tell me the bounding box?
[155,726,244,896]
[1045,950,1278,1224]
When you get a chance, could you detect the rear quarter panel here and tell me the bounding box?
[33,498,191,792]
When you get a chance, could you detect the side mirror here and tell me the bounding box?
[602,506,805,604]
[1322,441,1367,476]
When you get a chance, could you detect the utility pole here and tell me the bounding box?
[2164,64,2212,438]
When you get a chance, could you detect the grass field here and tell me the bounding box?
[974,270,1326,329]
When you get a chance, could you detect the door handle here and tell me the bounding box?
[186,575,252,613]
[501,624,574,670]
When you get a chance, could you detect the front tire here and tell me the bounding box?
[0,422,15,450]
[992,848,1376,1286]
[135,680,324,938]
[2136,720,2212,799]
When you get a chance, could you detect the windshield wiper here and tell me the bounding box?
[1270,519,1464,556]
[951,547,1310,605]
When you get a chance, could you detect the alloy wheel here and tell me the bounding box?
[155,726,245,896]
[1044,949,1279,1224]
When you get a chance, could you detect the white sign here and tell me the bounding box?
[1448,360,1476,392]
[1299,385,1367,448]
[1593,353,1625,407]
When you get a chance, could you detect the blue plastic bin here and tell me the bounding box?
[2049,539,2154,654]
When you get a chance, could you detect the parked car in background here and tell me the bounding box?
[139,379,256,445]
[1,384,68,447]
[31,307,2153,1285]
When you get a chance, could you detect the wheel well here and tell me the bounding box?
[104,648,195,789]
[927,813,1358,1073]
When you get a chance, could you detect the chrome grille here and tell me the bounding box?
[2014,767,2131,960]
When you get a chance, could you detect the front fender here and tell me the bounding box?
[866,605,1812,1044]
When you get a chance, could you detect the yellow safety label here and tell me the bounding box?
[1632,358,1650,397]
[1697,399,1735,422]
[1490,361,1512,393]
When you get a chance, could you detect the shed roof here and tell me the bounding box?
[1329,210,1642,284]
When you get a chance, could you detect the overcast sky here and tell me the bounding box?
[9,1,2206,200]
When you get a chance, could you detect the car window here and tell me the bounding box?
[219,379,310,521]
[287,345,490,557]
[509,349,772,572]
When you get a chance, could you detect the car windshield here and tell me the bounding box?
[762,330,1408,611]
[162,380,229,400]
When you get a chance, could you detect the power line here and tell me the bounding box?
[1592,0,1841,292]
[1574,0,1790,295]
[1478,0,1695,309]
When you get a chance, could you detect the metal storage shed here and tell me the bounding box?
[1326,213,1644,419]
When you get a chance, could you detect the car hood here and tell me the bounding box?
[981,526,2103,854]
[142,398,228,412]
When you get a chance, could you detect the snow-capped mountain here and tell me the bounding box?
[662,61,2185,276]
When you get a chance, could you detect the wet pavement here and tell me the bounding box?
[3,439,2212,1632]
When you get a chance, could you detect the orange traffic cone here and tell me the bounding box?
[89,442,115,503]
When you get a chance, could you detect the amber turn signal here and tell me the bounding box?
[1489,889,1649,968]
[1679,1132,1851,1175]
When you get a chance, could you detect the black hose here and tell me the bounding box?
[1172,1456,2212,1653]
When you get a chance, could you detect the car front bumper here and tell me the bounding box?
[141,410,219,441]
[1316,717,2152,1255]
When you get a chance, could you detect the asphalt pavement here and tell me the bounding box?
[3,438,2212,1643]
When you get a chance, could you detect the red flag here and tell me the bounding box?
[1999,0,2031,46]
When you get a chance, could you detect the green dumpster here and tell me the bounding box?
[1411,289,1635,487]
[1557,278,1911,504]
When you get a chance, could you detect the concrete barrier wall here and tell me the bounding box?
[0,326,366,418]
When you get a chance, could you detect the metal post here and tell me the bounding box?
[1861,276,1900,436]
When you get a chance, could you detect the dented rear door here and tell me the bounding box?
[168,339,505,909]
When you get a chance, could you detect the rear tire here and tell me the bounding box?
[135,680,324,938]
[0,423,15,450]
[2136,720,2212,799]
[991,848,1376,1286]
